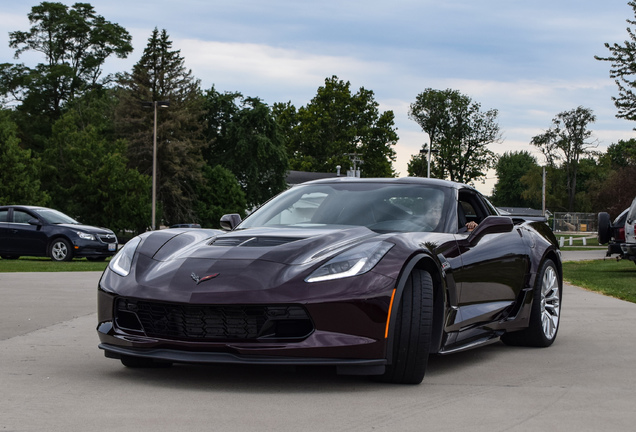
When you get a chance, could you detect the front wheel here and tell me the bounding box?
[502,259,561,347]
[378,269,434,384]
[50,239,73,261]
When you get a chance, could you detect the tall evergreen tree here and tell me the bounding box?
[115,28,206,226]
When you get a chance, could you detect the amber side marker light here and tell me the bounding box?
[385,289,397,338]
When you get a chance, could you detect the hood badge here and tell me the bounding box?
[191,272,219,285]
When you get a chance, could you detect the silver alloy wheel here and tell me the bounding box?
[540,265,560,340]
[52,241,68,261]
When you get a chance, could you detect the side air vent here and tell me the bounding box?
[209,236,304,247]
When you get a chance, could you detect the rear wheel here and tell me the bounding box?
[597,212,611,244]
[378,269,434,384]
[502,259,561,347]
[50,239,73,261]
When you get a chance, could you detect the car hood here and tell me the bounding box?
[115,226,391,303]
[58,223,114,234]
[140,226,381,266]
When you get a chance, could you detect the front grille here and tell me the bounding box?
[98,234,117,244]
[114,298,314,341]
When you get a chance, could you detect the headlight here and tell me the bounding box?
[305,241,394,283]
[77,231,95,241]
[109,236,141,277]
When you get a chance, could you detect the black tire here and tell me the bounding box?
[1,255,20,260]
[501,259,561,347]
[378,269,434,384]
[597,212,611,245]
[49,238,73,261]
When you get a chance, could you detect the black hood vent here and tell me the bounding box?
[209,236,304,248]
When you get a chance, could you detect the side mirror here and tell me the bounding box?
[28,218,42,226]
[466,216,514,246]
[220,214,242,231]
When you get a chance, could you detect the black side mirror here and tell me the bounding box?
[220,214,242,231]
[27,218,41,226]
[466,216,514,246]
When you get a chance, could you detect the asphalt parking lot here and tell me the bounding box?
[2,251,636,432]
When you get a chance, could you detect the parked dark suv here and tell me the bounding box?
[0,205,118,261]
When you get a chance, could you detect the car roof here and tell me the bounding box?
[0,205,51,211]
[297,176,474,191]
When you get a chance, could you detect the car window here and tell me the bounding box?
[0,210,8,222]
[33,208,79,224]
[240,183,452,233]
[628,198,636,222]
[13,210,34,224]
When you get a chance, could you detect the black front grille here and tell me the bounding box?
[114,298,313,341]
[98,234,117,244]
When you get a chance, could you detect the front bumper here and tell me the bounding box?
[620,243,636,261]
[73,238,118,258]
[97,283,393,370]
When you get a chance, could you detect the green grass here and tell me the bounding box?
[563,259,636,303]
[0,257,109,272]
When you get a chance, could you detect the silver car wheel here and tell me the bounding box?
[51,241,68,261]
[540,265,560,340]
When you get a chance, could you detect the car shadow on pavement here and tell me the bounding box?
[97,342,511,392]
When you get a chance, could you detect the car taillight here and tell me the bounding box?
[619,227,625,242]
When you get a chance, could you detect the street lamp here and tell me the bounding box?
[419,144,438,178]
[142,100,170,230]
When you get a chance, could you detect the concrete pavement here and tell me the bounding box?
[1,270,636,431]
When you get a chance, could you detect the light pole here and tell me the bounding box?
[419,144,438,178]
[142,100,170,230]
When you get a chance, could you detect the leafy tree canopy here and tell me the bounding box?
[531,106,597,211]
[281,76,397,177]
[408,88,500,184]
[491,151,539,208]
[204,87,289,208]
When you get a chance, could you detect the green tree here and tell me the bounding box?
[596,1,636,122]
[43,109,151,233]
[491,151,539,207]
[193,165,247,228]
[282,76,397,177]
[531,107,597,212]
[115,28,206,226]
[408,88,500,183]
[204,88,288,208]
[0,110,48,205]
[0,2,132,149]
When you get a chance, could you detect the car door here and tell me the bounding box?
[452,189,531,333]
[6,209,49,256]
[0,208,9,254]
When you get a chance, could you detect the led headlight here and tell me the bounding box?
[109,236,141,277]
[77,231,95,241]
[306,241,394,283]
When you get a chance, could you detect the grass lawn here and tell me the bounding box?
[563,259,636,303]
[0,257,109,272]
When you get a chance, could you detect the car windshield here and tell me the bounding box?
[239,182,452,233]
[34,208,79,225]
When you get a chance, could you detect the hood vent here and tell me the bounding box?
[209,236,304,248]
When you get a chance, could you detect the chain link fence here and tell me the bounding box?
[552,212,597,233]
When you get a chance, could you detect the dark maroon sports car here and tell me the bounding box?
[97,177,562,384]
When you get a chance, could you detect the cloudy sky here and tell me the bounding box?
[1,0,635,193]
